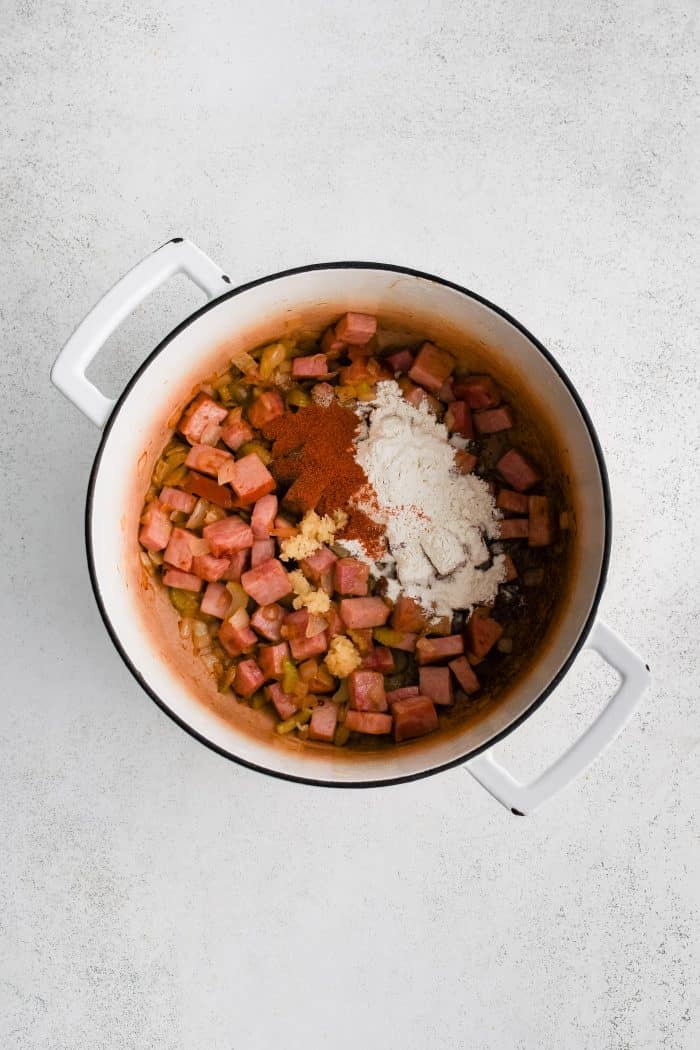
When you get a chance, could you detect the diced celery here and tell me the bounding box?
[219,664,237,693]
[251,691,269,710]
[276,708,312,735]
[163,463,187,486]
[225,581,249,613]
[239,441,272,465]
[169,588,200,617]
[282,659,300,696]
[333,725,350,747]
[355,381,375,401]
[373,627,404,647]
[332,679,349,704]
[286,388,311,409]
[259,343,287,380]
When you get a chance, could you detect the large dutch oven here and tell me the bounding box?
[52,238,649,813]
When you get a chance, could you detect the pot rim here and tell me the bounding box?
[85,259,612,789]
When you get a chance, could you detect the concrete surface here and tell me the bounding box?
[2,1,699,1047]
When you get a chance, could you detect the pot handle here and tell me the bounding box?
[464,620,649,815]
[51,238,231,428]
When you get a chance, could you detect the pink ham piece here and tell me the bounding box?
[200,582,232,619]
[391,595,429,633]
[528,495,556,547]
[185,444,234,478]
[223,549,250,581]
[219,613,257,656]
[334,312,377,346]
[502,554,518,582]
[164,527,196,572]
[339,597,391,629]
[220,407,254,452]
[498,518,529,540]
[241,558,292,605]
[182,471,235,510]
[449,656,480,695]
[159,487,196,514]
[386,686,420,704]
[404,385,440,414]
[344,710,393,735]
[266,682,298,720]
[250,603,285,642]
[191,553,231,582]
[497,449,541,492]
[392,696,439,742]
[454,450,478,475]
[453,375,501,410]
[292,354,329,379]
[300,546,337,590]
[179,393,227,444]
[408,342,455,393]
[230,453,276,504]
[248,390,284,431]
[444,401,473,438]
[203,516,254,556]
[474,405,515,434]
[437,377,455,403]
[419,666,454,706]
[465,612,503,662]
[333,558,369,596]
[497,489,529,514]
[390,632,418,652]
[162,568,202,592]
[258,641,290,679]
[348,670,387,712]
[415,635,464,665]
[251,494,278,539]
[139,502,172,551]
[251,539,276,567]
[283,610,329,660]
[321,328,346,356]
[234,659,265,699]
[309,701,338,742]
[272,514,297,539]
[359,647,395,673]
[385,348,414,374]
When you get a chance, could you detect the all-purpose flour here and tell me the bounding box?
[351,381,506,619]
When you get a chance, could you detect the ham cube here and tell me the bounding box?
[300,545,337,592]
[252,539,276,567]
[333,557,369,596]
[182,471,235,510]
[419,666,454,706]
[474,405,514,434]
[453,375,501,409]
[339,597,390,629]
[390,632,418,652]
[203,516,254,556]
[404,385,440,414]
[499,518,529,540]
[179,393,227,444]
[392,696,438,742]
[502,554,518,582]
[386,686,420,703]
[454,450,478,475]
[272,514,297,539]
[408,342,455,393]
[234,659,265,699]
[309,701,338,742]
[348,670,387,711]
[385,348,414,374]
[251,494,278,539]
[334,312,377,346]
[242,558,292,605]
[250,603,285,642]
[248,390,284,430]
[191,553,230,582]
[164,527,195,571]
[159,487,196,514]
[360,647,395,673]
[220,407,254,452]
[325,603,345,639]
[258,641,290,679]
[445,401,473,438]
[266,682,298,720]
[465,612,503,662]
[230,453,276,504]
[162,568,202,592]
[449,656,480,694]
[200,582,232,619]
[139,502,172,551]
[391,595,428,633]
[415,635,464,664]
[497,449,541,492]
[223,549,250,581]
[289,629,328,661]
[185,444,234,478]
[321,328,346,356]
[497,489,529,514]
[528,495,556,547]
[344,710,393,735]
[219,617,257,656]
[292,354,329,378]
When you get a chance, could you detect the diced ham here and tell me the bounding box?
[162,568,202,592]
[230,453,276,504]
[311,382,335,405]
[497,489,529,514]
[203,516,254,556]
[390,632,418,652]
[200,582,232,619]
[191,553,230,582]
[248,391,284,430]
[334,312,377,346]
[333,557,369,596]
[164,527,195,571]
[178,393,228,444]
[454,450,478,475]
[391,595,429,633]
[250,604,286,642]
[309,701,338,742]
[182,471,235,510]
[139,502,172,551]
[498,518,529,540]
[445,401,473,438]
[251,538,276,567]
[321,328,346,356]
[325,603,345,639]
[348,670,387,712]
[344,710,393,735]
[339,597,391,629]
[241,558,292,605]
[288,624,328,661]
[223,549,250,581]
[528,495,556,547]
[360,647,395,673]
[415,635,464,664]
[266,682,298,720]
[385,686,420,704]
[453,375,501,410]
[474,405,514,434]
[502,554,518,582]
[234,659,265,699]
[391,696,438,742]
[159,487,196,514]
[408,342,455,393]
[449,656,480,694]
[300,545,338,590]
[220,407,254,452]
[219,616,257,656]
[185,444,234,478]
[251,494,278,538]
[258,641,290,679]
[419,666,454,706]
[404,385,441,414]
[292,354,329,379]
[271,514,297,539]
[465,612,503,661]
[385,348,414,374]
[496,449,541,492]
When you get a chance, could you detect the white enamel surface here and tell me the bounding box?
[88,264,610,784]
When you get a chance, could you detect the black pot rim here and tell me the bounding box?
[85,257,612,789]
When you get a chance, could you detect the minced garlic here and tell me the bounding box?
[288,570,332,614]
[280,508,349,562]
[324,635,362,677]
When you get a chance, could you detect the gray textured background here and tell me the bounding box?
[2,1,699,1047]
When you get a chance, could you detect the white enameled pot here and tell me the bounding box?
[52,238,649,813]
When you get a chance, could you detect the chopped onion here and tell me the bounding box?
[306,613,328,638]
[232,351,258,375]
[186,499,208,530]
[178,617,192,640]
[229,606,250,629]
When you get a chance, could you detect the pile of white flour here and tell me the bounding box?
[351,381,505,619]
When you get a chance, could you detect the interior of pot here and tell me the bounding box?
[87,265,608,785]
